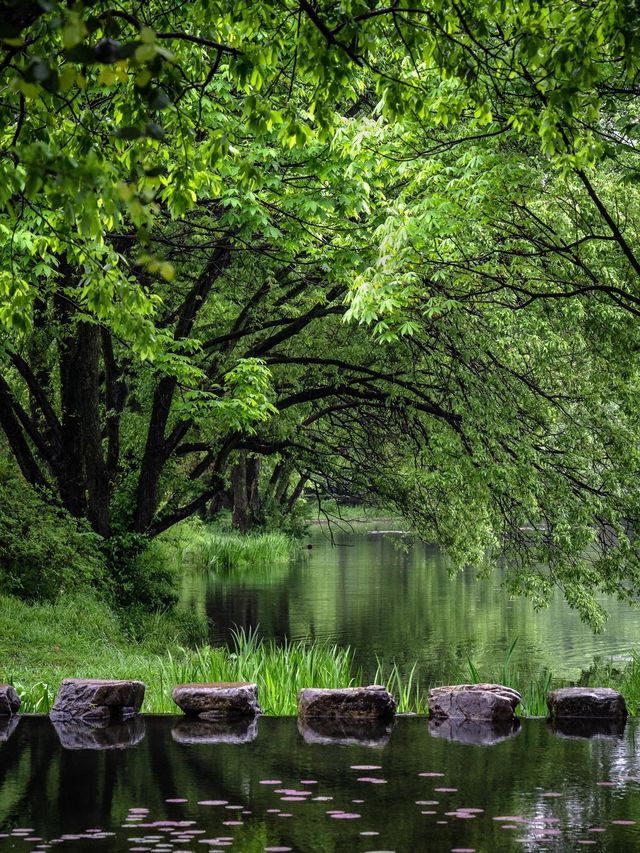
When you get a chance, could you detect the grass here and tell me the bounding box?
[164,519,294,571]
[0,592,355,715]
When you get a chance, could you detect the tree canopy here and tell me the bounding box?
[2,0,640,627]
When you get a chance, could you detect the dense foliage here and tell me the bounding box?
[2,1,640,626]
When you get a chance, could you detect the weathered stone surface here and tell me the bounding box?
[50,678,145,722]
[428,684,521,721]
[52,717,145,750]
[428,717,521,746]
[172,682,260,718]
[297,685,396,720]
[0,715,20,742]
[297,716,393,748]
[0,684,20,717]
[172,716,258,744]
[547,717,626,740]
[547,687,627,719]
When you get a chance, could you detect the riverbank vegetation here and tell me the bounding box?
[3,588,639,717]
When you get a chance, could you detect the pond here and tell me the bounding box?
[180,526,640,685]
[1,715,639,852]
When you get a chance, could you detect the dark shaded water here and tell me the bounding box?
[1,716,640,851]
[180,528,640,684]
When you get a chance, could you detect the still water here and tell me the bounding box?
[1,715,639,852]
[181,527,640,684]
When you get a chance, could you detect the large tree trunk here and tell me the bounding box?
[56,295,110,535]
[231,454,262,532]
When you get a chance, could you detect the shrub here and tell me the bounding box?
[0,462,106,601]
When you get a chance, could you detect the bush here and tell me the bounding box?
[100,533,179,612]
[0,462,107,601]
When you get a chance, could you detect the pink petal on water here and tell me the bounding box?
[416,800,439,806]
[329,813,361,819]
[350,765,381,770]
[360,831,379,836]
[492,816,527,822]
[299,780,317,785]
[222,821,243,826]
[166,798,188,803]
[198,801,228,806]
[312,796,333,801]
[357,777,387,784]
[421,810,437,815]
[612,820,636,825]
[280,797,306,802]
[419,772,445,778]
[434,788,458,793]
[259,780,283,785]
[588,827,606,833]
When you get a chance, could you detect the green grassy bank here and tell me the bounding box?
[3,591,639,718]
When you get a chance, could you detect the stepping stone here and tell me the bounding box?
[297,685,396,720]
[547,687,627,719]
[50,678,145,722]
[0,684,20,717]
[171,682,260,719]
[428,684,521,721]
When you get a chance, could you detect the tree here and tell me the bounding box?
[2,2,640,627]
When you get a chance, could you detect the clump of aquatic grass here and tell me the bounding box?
[374,660,429,714]
[153,627,357,715]
[467,638,554,717]
[169,520,294,571]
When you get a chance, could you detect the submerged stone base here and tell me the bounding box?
[0,684,20,717]
[50,678,145,722]
[172,682,260,718]
[428,684,521,721]
[547,687,627,719]
[297,686,396,720]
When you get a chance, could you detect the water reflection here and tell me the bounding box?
[297,716,393,748]
[428,716,521,746]
[172,716,258,744]
[548,717,627,741]
[52,717,146,750]
[181,528,640,683]
[0,716,19,743]
[1,717,640,852]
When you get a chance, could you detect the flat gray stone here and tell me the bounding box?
[428,684,521,721]
[0,684,20,717]
[428,717,521,745]
[297,716,393,747]
[172,716,258,744]
[297,685,396,720]
[50,678,145,722]
[172,682,260,718]
[52,717,145,750]
[547,687,627,719]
